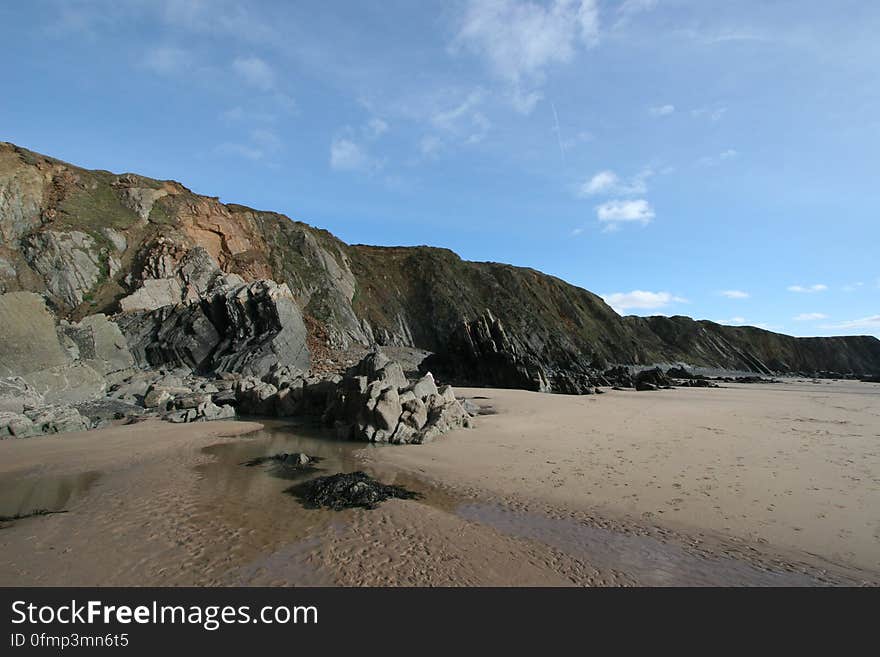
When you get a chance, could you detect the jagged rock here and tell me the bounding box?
[288,471,418,510]
[410,373,438,399]
[172,392,213,409]
[0,292,71,377]
[459,398,480,417]
[263,364,305,389]
[0,377,44,413]
[0,411,38,438]
[25,405,91,435]
[21,230,102,309]
[349,351,408,390]
[102,227,127,252]
[400,397,428,429]
[164,400,234,423]
[603,366,633,388]
[666,366,697,379]
[234,378,278,415]
[74,397,145,423]
[119,245,227,312]
[118,278,309,379]
[322,352,472,444]
[677,378,717,388]
[634,368,673,391]
[118,185,168,222]
[57,314,134,375]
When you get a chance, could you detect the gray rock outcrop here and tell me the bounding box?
[21,230,103,309]
[117,277,310,379]
[323,352,473,444]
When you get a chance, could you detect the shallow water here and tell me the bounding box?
[0,471,100,518]
[457,503,825,586]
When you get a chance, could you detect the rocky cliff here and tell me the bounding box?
[2,140,879,402]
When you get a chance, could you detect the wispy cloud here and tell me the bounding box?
[602,290,687,314]
[365,118,389,138]
[578,168,653,197]
[428,89,492,145]
[691,105,728,121]
[618,0,658,19]
[329,138,370,171]
[216,128,283,162]
[452,0,600,114]
[698,149,738,167]
[788,284,828,293]
[649,104,675,116]
[720,290,750,299]
[596,199,655,230]
[794,313,828,321]
[232,55,276,91]
[144,46,192,76]
[820,315,880,331]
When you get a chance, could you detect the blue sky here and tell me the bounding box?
[2,0,878,336]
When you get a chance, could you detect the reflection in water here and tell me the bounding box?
[0,471,101,518]
[457,503,823,586]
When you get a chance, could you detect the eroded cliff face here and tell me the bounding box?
[2,141,879,388]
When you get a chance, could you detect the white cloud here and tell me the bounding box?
[649,104,675,116]
[232,55,275,91]
[820,315,880,331]
[842,282,864,292]
[578,168,653,197]
[454,0,599,113]
[787,284,828,293]
[794,313,828,321]
[713,316,748,325]
[602,290,688,313]
[720,290,749,299]
[596,199,655,228]
[145,46,191,75]
[580,170,619,195]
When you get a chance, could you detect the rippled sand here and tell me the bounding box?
[0,379,877,586]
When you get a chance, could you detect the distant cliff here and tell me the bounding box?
[2,141,879,391]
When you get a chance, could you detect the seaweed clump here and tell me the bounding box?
[288,471,419,510]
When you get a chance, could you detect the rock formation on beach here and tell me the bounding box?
[1,141,879,437]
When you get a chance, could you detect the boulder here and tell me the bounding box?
[0,292,70,378]
[164,400,235,423]
[410,373,438,399]
[234,378,278,415]
[322,352,473,444]
[58,314,135,375]
[24,405,91,435]
[0,377,44,413]
[634,367,673,391]
[0,411,38,438]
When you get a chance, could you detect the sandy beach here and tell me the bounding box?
[0,379,878,586]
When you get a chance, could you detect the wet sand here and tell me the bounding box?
[0,380,878,586]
